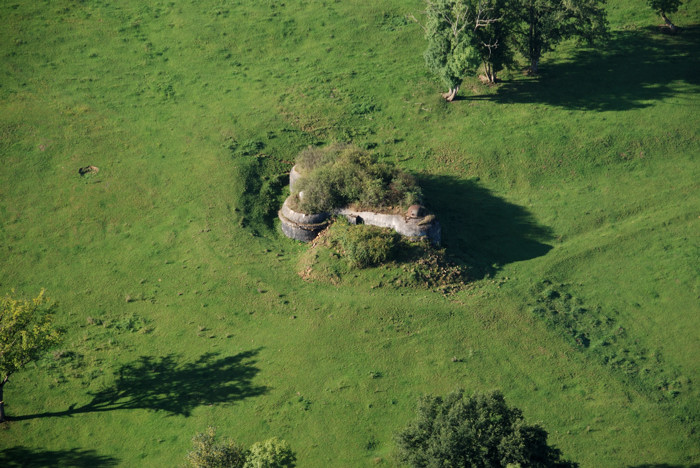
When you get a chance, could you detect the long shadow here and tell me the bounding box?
[468,26,700,111]
[420,174,553,278]
[0,446,118,467]
[10,349,268,420]
[629,465,700,468]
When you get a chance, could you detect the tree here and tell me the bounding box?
[415,0,608,91]
[647,0,682,32]
[395,389,577,467]
[244,438,296,468]
[0,291,61,422]
[413,0,505,100]
[473,0,515,83]
[186,427,247,468]
[511,0,608,74]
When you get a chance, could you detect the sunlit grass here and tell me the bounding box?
[1,0,698,466]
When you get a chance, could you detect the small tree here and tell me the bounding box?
[396,389,577,467]
[473,0,515,83]
[413,0,505,100]
[0,290,61,422]
[186,427,247,468]
[511,0,608,75]
[244,438,296,468]
[647,0,682,32]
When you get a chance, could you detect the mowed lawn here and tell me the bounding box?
[1,0,698,466]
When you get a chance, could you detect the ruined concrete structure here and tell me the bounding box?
[279,166,441,244]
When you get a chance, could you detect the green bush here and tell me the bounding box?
[293,144,422,214]
[244,438,296,468]
[186,427,247,468]
[335,223,399,269]
[186,430,295,468]
[294,144,340,174]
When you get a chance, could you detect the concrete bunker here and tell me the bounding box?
[279,164,441,244]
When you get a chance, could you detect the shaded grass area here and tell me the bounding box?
[476,26,700,111]
[13,350,267,421]
[420,174,554,279]
[0,446,118,468]
[0,0,699,466]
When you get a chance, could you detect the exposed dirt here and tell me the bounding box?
[78,165,99,176]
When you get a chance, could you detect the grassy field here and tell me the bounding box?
[1,0,699,466]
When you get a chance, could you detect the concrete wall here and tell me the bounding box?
[335,207,441,244]
[289,165,302,193]
[278,198,330,242]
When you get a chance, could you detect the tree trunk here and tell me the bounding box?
[528,12,537,75]
[446,86,459,101]
[0,381,5,422]
[530,59,539,75]
[442,87,458,102]
[485,64,496,84]
[661,12,677,33]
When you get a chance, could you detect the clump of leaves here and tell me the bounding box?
[186,427,247,468]
[1,290,62,421]
[396,389,577,468]
[246,437,296,468]
[331,221,399,269]
[396,240,468,291]
[351,99,380,115]
[297,221,468,288]
[292,144,422,214]
[294,144,342,173]
[186,428,295,468]
[238,153,288,231]
[226,138,266,157]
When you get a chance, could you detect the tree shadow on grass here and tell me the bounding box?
[420,174,553,279]
[0,446,118,467]
[468,26,700,111]
[628,465,700,468]
[11,349,268,420]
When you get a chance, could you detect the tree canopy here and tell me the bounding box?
[416,0,502,99]
[415,0,608,98]
[511,0,608,74]
[0,290,61,422]
[396,389,577,467]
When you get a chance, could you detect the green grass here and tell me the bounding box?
[1,0,699,466]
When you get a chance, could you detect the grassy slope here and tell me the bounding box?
[1,0,698,466]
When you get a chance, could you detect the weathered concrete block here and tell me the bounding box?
[289,165,303,193]
[280,198,330,225]
[335,208,441,244]
[278,198,330,242]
